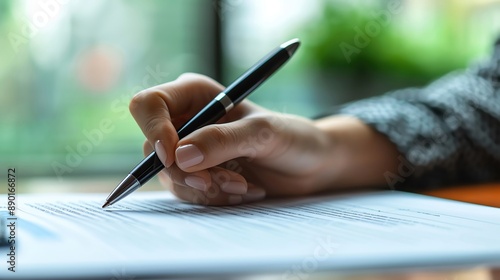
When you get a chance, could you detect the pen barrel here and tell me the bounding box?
[132,152,164,185]
[224,47,290,104]
[177,99,226,139]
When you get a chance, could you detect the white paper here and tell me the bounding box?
[1,190,500,279]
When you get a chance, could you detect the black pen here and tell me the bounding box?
[102,38,300,208]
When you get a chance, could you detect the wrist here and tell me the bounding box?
[310,117,343,192]
[312,115,400,191]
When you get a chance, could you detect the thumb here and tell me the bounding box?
[175,116,284,172]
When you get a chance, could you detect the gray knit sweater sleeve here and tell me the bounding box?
[338,38,500,191]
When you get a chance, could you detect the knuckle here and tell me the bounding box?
[143,118,174,144]
[129,90,146,114]
[129,89,163,114]
[177,73,223,93]
[249,116,274,132]
[205,125,237,150]
[176,72,200,81]
[246,116,287,158]
[143,118,162,138]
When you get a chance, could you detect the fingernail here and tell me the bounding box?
[155,140,168,166]
[176,144,204,169]
[221,182,247,195]
[228,195,242,205]
[185,176,208,191]
[243,188,266,203]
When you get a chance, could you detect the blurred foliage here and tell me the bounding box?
[300,1,486,80]
[0,0,214,177]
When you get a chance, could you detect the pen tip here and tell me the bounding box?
[102,201,110,208]
[281,38,300,56]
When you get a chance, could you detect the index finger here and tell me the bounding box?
[128,73,225,167]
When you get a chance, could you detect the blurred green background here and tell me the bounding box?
[1,0,499,179]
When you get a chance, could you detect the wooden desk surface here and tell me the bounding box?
[424,183,500,208]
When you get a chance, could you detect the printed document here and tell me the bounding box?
[1,190,500,279]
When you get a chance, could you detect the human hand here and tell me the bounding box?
[129,73,339,205]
